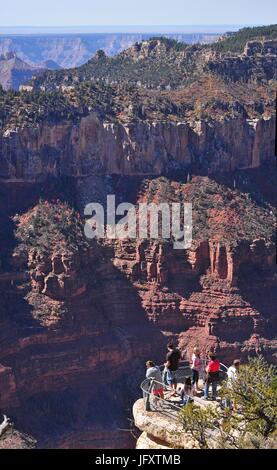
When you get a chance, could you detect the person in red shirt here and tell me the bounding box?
[203,353,220,400]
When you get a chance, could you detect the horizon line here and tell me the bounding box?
[0,23,263,27]
[0,24,264,36]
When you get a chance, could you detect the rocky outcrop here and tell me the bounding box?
[0,113,275,179]
[110,235,277,362]
[0,198,156,447]
[133,399,198,449]
[207,40,277,83]
[0,426,36,449]
[244,39,277,56]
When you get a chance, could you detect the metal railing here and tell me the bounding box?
[141,360,228,419]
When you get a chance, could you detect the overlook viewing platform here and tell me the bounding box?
[140,360,228,419]
[135,360,229,449]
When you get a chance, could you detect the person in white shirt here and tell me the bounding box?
[191,347,202,393]
[225,359,240,409]
[227,359,240,386]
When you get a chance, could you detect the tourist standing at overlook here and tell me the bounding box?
[227,360,240,384]
[224,359,241,409]
[191,347,202,394]
[164,342,182,396]
[203,352,220,401]
[146,361,164,399]
[180,376,194,406]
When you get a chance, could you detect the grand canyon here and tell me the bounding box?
[0,24,276,449]
[0,28,224,91]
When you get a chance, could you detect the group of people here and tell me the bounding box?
[145,342,181,400]
[146,343,241,404]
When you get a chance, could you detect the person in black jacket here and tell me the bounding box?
[164,342,181,395]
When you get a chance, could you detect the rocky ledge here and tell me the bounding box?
[133,399,198,449]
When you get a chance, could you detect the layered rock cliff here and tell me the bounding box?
[0,112,275,179]
[0,197,161,447]
[207,39,277,83]
[0,168,276,448]
[0,32,275,181]
[107,174,276,364]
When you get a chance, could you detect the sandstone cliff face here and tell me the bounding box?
[244,39,277,56]
[0,113,275,179]
[0,237,157,403]
[0,258,153,447]
[110,236,277,362]
[0,167,276,448]
[0,195,157,447]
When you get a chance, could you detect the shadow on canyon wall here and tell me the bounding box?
[0,165,276,447]
[0,178,168,447]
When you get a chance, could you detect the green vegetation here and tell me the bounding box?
[139,176,276,245]
[180,357,277,449]
[180,402,220,449]
[25,291,67,325]
[13,200,89,257]
[0,75,275,130]
[148,37,188,50]
[29,37,196,91]
[0,82,118,129]
[28,25,277,94]
[222,357,277,440]
[213,24,277,53]
[0,25,276,129]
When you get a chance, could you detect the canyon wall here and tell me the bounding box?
[0,113,275,180]
[206,39,277,82]
[110,237,277,362]
[0,192,163,447]
[0,248,156,447]
[0,173,276,448]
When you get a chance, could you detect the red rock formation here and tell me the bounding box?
[0,170,276,448]
[109,232,277,362]
[0,113,275,180]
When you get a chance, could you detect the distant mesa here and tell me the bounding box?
[40,59,61,70]
[0,52,42,91]
[0,31,222,70]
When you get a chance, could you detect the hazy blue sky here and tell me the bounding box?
[1,0,276,26]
